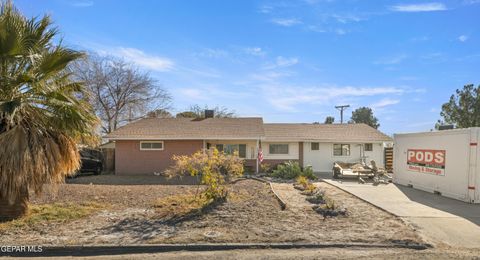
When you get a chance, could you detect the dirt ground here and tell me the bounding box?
[0,177,422,246]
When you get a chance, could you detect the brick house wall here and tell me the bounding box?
[115,140,203,175]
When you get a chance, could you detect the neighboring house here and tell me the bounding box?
[105,114,392,175]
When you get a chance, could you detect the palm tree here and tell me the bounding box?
[0,2,97,221]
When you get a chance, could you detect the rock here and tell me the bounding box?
[204,230,221,238]
[293,184,306,191]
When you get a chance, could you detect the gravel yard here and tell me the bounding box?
[0,176,423,246]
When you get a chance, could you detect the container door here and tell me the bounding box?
[469,128,479,203]
[475,128,480,203]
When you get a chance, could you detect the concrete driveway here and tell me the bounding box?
[320,175,480,249]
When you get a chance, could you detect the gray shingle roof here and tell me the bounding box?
[105,117,265,140]
[263,123,392,142]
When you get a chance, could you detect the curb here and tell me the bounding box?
[269,182,287,210]
[1,242,431,257]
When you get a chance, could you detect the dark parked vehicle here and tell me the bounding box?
[71,148,103,177]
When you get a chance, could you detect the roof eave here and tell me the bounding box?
[105,136,265,141]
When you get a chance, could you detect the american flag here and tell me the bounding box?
[258,148,264,163]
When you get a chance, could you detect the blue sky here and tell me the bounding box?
[16,0,480,134]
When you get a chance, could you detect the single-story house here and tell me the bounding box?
[105,116,392,175]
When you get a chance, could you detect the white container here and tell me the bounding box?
[394,127,480,203]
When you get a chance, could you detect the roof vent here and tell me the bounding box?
[205,109,215,118]
[438,125,454,131]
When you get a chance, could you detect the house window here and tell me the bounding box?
[364,143,373,152]
[214,144,247,158]
[140,141,164,150]
[269,144,289,154]
[311,142,319,151]
[223,144,247,158]
[333,144,350,156]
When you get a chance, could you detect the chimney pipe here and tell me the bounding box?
[205,109,214,118]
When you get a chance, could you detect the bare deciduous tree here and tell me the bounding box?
[176,104,236,118]
[145,109,173,118]
[74,55,171,133]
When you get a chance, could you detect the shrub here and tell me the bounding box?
[165,148,244,200]
[271,161,317,180]
[303,166,316,180]
[296,176,309,187]
[260,163,272,173]
[306,190,326,204]
[311,197,347,217]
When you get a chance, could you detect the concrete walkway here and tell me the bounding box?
[322,178,480,248]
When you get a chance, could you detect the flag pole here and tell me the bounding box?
[256,139,259,174]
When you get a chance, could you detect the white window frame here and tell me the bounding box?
[364,143,373,152]
[333,144,350,156]
[311,142,320,151]
[140,141,164,151]
[269,144,289,155]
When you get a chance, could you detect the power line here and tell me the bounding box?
[335,105,350,124]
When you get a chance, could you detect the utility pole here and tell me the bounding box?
[335,105,350,124]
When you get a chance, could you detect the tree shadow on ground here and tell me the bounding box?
[98,198,225,242]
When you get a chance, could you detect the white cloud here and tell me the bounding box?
[391,3,447,12]
[263,86,404,111]
[458,35,469,42]
[420,52,447,63]
[258,5,273,13]
[276,56,299,67]
[179,66,221,78]
[463,0,480,4]
[370,98,400,109]
[410,36,430,42]
[307,25,327,33]
[245,47,266,57]
[71,0,94,7]
[335,29,347,35]
[271,18,302,27]
[114,47,174,72]
[178,88,207,100]
[374,54,408,65]
[399,76,418,81]
[331,14,363,24]
[177,86,252,102]
[456,53,480,61]
[263,56,299,70]
[196,48,229,58]
[250,71,293,82]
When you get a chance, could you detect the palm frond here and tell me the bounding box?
[0,1,98,203]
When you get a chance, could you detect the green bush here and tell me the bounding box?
[303,165,316,180]
[271,161,317,180]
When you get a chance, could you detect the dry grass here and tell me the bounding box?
[0,202,105,230]
[152,194,214,219]
[152,185,252,220]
